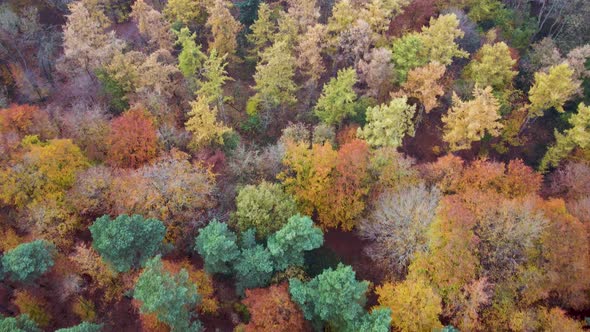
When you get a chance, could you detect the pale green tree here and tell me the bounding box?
[529,63,578,117]
[540,103,590,171]
[196,49,232,107]
[358,97,416,148]
[175,27,205,84]
[464,42,516,91]
[419,13,468,65]
[314,67,358,126]
[233,181,298,239]
[252,40,298,110]
[247,3,275,60]
[390,33,428,83]
[327,0,357,47]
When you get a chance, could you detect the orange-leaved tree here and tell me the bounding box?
[242,283,307,332]
[106,108,158,168]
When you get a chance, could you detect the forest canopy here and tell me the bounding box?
[1,0,590,331]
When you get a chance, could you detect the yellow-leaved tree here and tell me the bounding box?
[185,96,231,151]
[206,0,242,59]
[442,86,502,151]
[163,0,206,27]
[375,276,443,332]
[130,0,174,51]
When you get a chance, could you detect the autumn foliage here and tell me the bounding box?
[106,108,158,168]
[242,283,306,332]
[1,0,590,330]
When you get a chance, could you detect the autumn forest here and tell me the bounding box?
[1,0,590,331]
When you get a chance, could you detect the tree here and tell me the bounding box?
[69,244,122,303]
[194,220,240,274]
[55,322,103,332]
[133,49,180,100]
[163,0,206,27]
[279,142,338,227]
[540,103,590,172]
[234,245,274,292]
[0,315,41,332]
[12,290,51,327]
[267,214,324,271]
[110,152,215,241]
[236,0,261,26]
[390,32,428,83]
[246,2,275,59]
[314,68,358,126]
[2,240,55,283]
[296,24,327,86]
[252,40,298,110]
[529,63,578,117]
[185,95,231,151]
[358,96,416,148]
[335,20,372,69]
[357,184,441,275]
[419,13,468,65]
[442,86,502,151]
[106,108,158,168]
[0,5,59,102]
[134,256,202,331]
[62,1,124,75]
[286,0,320,33]
[206,0,242,58]
[242,283,307,332]
[320,139,371,230]
[89,214,166,272]
[0,104,55,153]
[130,0,173,51]
[196,49,232,107]
[233,181,298,239]
[327,0,358,41]
[537,307,585,331]
[161,260,219,314]
[475,197,547,281]
[537,199,590,310]
[358,47,394,100]
[376,277,443,332]
[400,61,446,113]
[175,27,205,82]
[289,264,369,330]
[464,42,516,91]
[0,137,89,208]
